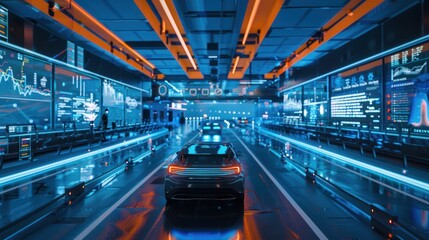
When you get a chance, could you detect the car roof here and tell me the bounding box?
[182,142,233,155]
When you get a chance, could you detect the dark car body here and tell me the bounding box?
[201,122,222,135]
[165,142,244,205]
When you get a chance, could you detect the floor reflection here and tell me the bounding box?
[164,200,243,240]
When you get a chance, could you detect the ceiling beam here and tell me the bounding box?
[227,0,285,79]
[265,0,385,79]
[134,0,204,79]
[23,0,157,78]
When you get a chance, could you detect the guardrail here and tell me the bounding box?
[0,129,169,239]
[259,129,425,239]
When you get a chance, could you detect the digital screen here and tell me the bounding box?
[0,5,8,41]
[0,45,52,130]
[283,87,302,123]
[67,41,75,66]
[141,81,151,98]
[124,86,141,125]
[103,79,124,127]
[77,46,84,69]
[54,66,100,129]
[330,60,382,129]
[303,78,328,124]
[385,41,429,135]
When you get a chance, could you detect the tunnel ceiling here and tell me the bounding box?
[2,0,420,91]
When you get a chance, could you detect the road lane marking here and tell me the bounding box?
[75,133,199,239]
[74,154,175,240]
[231,130,328,240]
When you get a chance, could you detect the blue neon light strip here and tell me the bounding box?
[258,128,429,191]
[0,129,168,187]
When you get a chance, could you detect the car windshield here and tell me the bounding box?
[178,144,235,166]
[182,155,227,166]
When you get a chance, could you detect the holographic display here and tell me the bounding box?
[385,41,429,134]
[303,78,328,124]
[0,45,52,130]
[54,66,100,129]
[330,60,382,129]
[283,87,302,123]
[103,79,124,127]
[124,86,141,125]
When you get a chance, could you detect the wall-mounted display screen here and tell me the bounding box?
[54,66,100,129]
[303,78,328,124]
[124,86,141,125]
[0,5,8,41]
[283,87,302,123]
[385,41,429,134]
[330,60,382,129]
[0,46,52,130]
[103,79,124,127]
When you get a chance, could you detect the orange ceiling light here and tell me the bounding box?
[264,0,385,79]
[159,0,197,70]
[134,0,203,79]
[232,56,240,74]
[228,0,284,79]
[242,0,261,45]
[24,0,156,78]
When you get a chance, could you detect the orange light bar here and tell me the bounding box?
[232,56,240,74]
[223,166,241,174]
[24,0,156,77]
[62,1,155,69]
[168,165,185,174]
[159,0,197,70]
[242,0,261,45]
[265,0,384,79]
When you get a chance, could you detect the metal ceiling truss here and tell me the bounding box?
[134,0,204,79]
[228,0,285,79]
[24,0,156,78]
[264,0,385,79]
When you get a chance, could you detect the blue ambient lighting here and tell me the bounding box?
[258,128,429,192]
[0,129,168,187]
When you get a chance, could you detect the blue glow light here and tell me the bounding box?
[0,129,169,187]
[258,128,429,192]
[170,229,237,240]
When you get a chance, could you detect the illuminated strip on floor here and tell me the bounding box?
[258,128,429,192]
[75,133,200,239]
[0,129,168,187]
[231,130,328,240]
[74,153,176,240]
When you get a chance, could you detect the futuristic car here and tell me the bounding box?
[201,122,222,135]
[165,142,244,206]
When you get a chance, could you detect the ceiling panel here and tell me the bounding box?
[260,37,285,46]
[271,8,308,28]
[298,8,341,27]
[135,31,161,41]
[288,0,348,7]
[190,17,234,31]
[269,28,317,38]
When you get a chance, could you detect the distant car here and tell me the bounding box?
[165,142,244,207]
[237,117,248,124]
[201,122,222,135]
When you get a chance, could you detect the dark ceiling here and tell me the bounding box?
[2,0,420,90]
